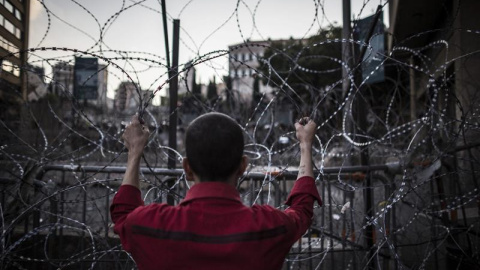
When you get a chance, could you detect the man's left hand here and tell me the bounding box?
[122,114,150,158]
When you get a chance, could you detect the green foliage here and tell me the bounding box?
[259,26,343,101]
[207,77,218,104]
[252,75,261,105]
[191,68,201,97]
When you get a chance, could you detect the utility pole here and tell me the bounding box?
[168,19,180,173]
[343,1,383,269]
[342,0,352,100]
[161,0,180,205]
[342,0,353,167]
[353,5,383,270]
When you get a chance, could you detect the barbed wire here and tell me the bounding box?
[1,0,479,269]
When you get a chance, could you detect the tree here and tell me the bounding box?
[207,77,218,106]
[191,68,201,98]
[223,75,235,112]
[251,74,263,113]
[258,26,343,105]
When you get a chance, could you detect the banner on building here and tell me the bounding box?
[74,57,98,99]
[354,12,385,84]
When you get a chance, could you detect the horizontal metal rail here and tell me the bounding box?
[40,162,400,179]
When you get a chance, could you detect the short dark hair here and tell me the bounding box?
[185,112,244,182]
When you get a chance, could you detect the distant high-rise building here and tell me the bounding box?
[51,62,74,96]
[0,0,30,119]
[228,40,272,103]
[228,39,307,103]
[51,61,109,106]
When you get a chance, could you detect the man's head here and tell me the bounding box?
[184,112,246,183]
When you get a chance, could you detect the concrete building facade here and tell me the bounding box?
[0,0,30,121]
[50,61,109,108]
[228,40,274,103]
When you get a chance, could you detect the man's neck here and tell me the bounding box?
[194,177,237,188]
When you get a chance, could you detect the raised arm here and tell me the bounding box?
[121,114,150,188]
[282,118,321,241]
[295,118,316,179]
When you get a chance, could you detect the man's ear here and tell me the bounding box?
[236,155,248,177]
[182,158,194,181]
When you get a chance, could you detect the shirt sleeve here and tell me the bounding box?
[110,184,144,251]
[283,176,322,240]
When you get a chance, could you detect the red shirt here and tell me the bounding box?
[110,176,321,270]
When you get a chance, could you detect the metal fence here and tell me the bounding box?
[1,163,405,269]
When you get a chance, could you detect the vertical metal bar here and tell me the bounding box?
[409,56,417,124]
[383,180,390,270]
[273,179,281,207]
[308,227,312,269]
[259,180,264,204]
[159,179,164,203]
[49,183,58,270]
[105,173,110,239]
[20,0,31,101]
[256,179,261,204]
[160,0,170,69]
[350,176,357,270]
[33,178,40,270]
[59,171,65,260]
[81,171,86,270]
[249,178,254,206]
[341,0,353,143]
[429,175,439,270]
[327,176,335,269]
[352,6,382,270]
[297,228,302,269]
[321,174,326,254]
[0,182,4,258]
[363,171,374,269]
[342,0,352,98]
[342,179,347,269]
[167,19,180,205]
[451,160,474,253]
[390,178,397,270]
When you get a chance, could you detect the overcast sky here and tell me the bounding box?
[29,0,388,98]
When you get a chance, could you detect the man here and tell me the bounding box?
[110,112,321,270]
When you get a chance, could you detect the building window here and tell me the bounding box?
[0,35,19,53]
[4,19,14,34]
[4,1,13,13]
[12,64,19,77]
[2,17,21,39]
[2,59,20,77]
[14,28,20,39]
[242,69,246,77]
[15,9,21,21]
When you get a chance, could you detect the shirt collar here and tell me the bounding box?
[180,181,242,205]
